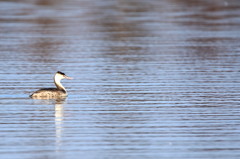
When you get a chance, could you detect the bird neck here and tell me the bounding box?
[54,76,66,92]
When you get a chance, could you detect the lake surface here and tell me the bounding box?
[0,0,240,158]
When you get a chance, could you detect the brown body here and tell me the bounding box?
[30,88,67,98]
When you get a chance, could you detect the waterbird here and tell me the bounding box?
[30,71,73,99]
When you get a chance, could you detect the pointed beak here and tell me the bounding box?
[64,75,73,79]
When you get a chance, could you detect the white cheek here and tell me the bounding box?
[55,74,63,81]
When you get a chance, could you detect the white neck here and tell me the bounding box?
[54,74,66,92]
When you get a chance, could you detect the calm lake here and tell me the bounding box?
[0,0,240,159]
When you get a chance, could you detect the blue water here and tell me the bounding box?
[0,0,240,159]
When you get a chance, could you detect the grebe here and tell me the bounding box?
[30,71,73,98]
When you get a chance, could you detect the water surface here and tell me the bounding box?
[0,0,240,159]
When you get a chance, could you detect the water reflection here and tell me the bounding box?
[31,98,65,153]
[54,99,65,152]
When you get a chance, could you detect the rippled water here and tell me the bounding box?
[1,0,240,159]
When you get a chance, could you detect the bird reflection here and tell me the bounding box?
[31,97,65,151]
[54,98,65,152]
